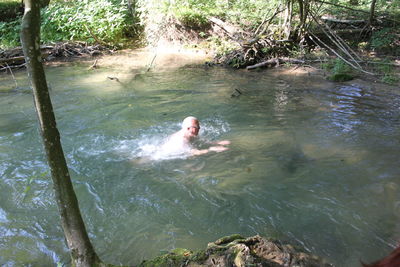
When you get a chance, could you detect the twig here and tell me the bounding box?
[107,76,120,82]
[5,63,18,88]
[321,18,363,62]
[0,63,26,71]
[308,32,375,75]
[255,6,285,36]
[314,0,369,14]
[146,53,157,72]
[310,12,363,68]
[88,59,98,70]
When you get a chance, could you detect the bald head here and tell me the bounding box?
[181,116,200,139]
[182,116,198,128]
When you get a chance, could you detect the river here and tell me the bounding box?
[0,53,399,266]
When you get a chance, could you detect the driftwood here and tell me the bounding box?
[321,17,366,25]
[0,42,110,70]
[0,56,25,66]
[246,58,305,70]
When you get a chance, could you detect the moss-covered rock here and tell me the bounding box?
[327,73,354,82]
[138,235,334,267]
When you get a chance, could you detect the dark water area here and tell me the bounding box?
[0,61,399,266]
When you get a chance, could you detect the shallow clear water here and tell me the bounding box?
[0,61,399,266]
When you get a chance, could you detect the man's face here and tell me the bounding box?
[185,120,200,138]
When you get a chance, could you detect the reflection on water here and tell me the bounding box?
[0,63,400,267]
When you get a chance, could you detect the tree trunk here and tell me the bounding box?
[283,0,293,39]
[368,0,377,25]
[296,0,309,40]
[20,1,103,266]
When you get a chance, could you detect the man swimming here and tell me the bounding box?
[162,116,230,156]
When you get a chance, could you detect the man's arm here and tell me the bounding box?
[213,140,231,146]
[191,145,229,156]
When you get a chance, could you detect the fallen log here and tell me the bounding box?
[246,58,305,70]
[0,56,25,66]
[321,16,366,25]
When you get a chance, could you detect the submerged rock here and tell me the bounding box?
[138,235,333,267]
[327,73,354,82]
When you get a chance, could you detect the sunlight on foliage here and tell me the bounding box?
[41,0,135,47]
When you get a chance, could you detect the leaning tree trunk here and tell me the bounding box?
[20,1,102,266]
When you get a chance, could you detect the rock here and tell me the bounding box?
[138,235,334,267]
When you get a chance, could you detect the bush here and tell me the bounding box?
[0,20,21,49]
[326,58,355,82]
[0,0,138,49]
[376,60,399,84]
[0,0,22,22]
[160,0,275,31]
[41,0,136,47]
[370,27,400,55]
[174,8,210,29]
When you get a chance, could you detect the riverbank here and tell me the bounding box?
[2,42,398,89]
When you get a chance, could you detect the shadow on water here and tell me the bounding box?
[1,59,400,266]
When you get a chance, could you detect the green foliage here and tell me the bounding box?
[0,0,139,49]
[325,58,355,82]
[0,0,22,48]
[332,58,352,75]
[370,27,400,55]
[0,0,22,22]
[376,60,399,84]
[174,7,209,29]
[0,20,21,49]
[156,0,277,30]
[206,35,239,58]
[40,0,136,47]
[222,0,276,29]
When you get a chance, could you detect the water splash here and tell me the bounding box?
[114,119,231,161]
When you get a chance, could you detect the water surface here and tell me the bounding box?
[0,60,399,266]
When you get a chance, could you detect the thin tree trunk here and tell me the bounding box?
[368,0,377,25]
[20,1,102,266]
[283,0,293,39]
[298,0,304,26]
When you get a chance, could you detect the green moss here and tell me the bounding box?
[190,250,208,263]
[213,234,245,245]
[138,248,192,267]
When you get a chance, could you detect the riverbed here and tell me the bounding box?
[0,51,399,266]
